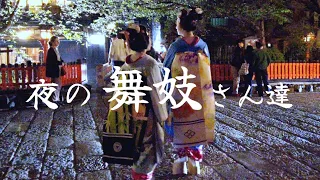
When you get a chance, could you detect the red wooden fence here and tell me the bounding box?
[211,63,320,82]
[0,62,82,91]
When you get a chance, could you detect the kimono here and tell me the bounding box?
[164,37,210,79]
[106,54,168,176]
[163,37,215,161]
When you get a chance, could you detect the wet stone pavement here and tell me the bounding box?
[0,92,319,179]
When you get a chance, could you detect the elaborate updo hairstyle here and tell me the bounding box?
[117,32,125,40]
[49,36,58,47]
[139,25,147,34]
[127,27,149,53]
[178,7,203,32]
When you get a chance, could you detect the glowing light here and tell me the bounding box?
[304,32,315,42]
[17,30,33,39]
[152,22,162,52]
[40,31,52,39]
[28,0,43,6]
[88,34,105,45]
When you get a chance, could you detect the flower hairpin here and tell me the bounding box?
[195,8,203,14]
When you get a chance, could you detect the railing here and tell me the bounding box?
[0,61,82,91]
[211,62,320,82]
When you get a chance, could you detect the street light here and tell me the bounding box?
[304,32,315,61]
[267,43,272,48]
[39,29,52,63]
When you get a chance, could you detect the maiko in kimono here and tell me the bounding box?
[163,7,216,175]
[103,26,168,180]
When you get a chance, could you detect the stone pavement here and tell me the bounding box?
[0,92,319,179]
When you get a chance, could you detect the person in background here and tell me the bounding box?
[243,45,255,97]
[108,32,127,72]
[230,39,245,96]
[107,34,116,62]
[45,36,64,105]
[159,42,167,63]
[253,41,271,97]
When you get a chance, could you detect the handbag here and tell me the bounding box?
[102,94,149,165]
[238,61,249,75]
[60,66,66,76]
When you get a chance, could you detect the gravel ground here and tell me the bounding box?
[0,92,319,179]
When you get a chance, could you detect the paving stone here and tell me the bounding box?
[4,122,30,133]
[76,156,108,172]
[75,129,100,142]
[73,103,90,110]
[247,104,320,135]
[155,163,225,180]
[203,145,235,166]
[6,164,42,179]
[0,132,22,166]
[88,106,108,137]
[251,131,320,171]
[284,93,320,115]
[28,122,52,134]
[214,163,262,180]
[225,97,320,127]
[216,121,261,149]
[213,133,247,153]
[42,149,76,179]
[24,132,49,142]
[12,153,42,166]
[74,108,96,130]
[49,125,73,136]
[0,110,18,134]
[77,169,112,180]
[216,109,320,172]
[229,151,294,179]
[220,101,320,147]
[219,104,317,145]
[75,141,104,157]
[47,135,74,150]
[254,147,319,177]
[56,103,73,111]
[11,109,36,123]
[51,110,73,126]
[197,165,224,180]
[0,92,319,179]
[301,174,320,180]
[15,140,47,158]
[216,116,320,176]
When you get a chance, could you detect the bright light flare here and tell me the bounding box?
[17,30,33,39]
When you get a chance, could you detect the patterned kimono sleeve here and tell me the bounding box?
[147,61,168,122]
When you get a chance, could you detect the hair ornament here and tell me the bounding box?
[195,8,203,14]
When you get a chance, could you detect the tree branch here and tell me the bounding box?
[0,0,21,33]
[296,0,320,14]
[134,1,189,10]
